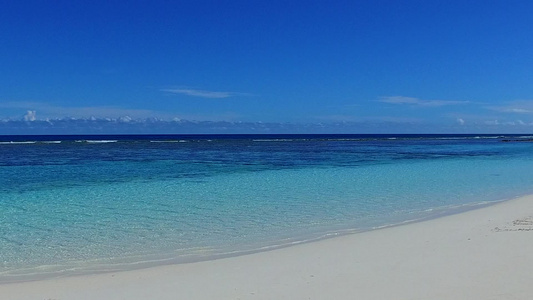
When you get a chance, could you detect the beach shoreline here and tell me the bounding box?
[2,194,532,299]
[0,197,506,285]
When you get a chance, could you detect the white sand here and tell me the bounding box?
[2,195,533,300]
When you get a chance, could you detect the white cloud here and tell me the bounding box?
[507,108,532,113]
[24,110,36,121]
[0,101,246,123]
[490,107,532,113]
[0,101,160,120]
[161,88,247,99]
[379,96,468,107]
[58,107,158,119]
[118,116,132,123]
[315,114,423,123]
[486,100,533,114]
[456,118,465,125]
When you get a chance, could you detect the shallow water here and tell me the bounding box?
[1,134,533,281]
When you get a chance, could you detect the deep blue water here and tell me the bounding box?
[1,134,533,281]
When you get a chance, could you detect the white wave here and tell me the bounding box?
[472,136,502,139]
[41,141,62,144]
[150,140,186,143]
[331,138,363,141]
[0,141,37,145]
[84,140,118,144]
[252,139,295,142]
[433,136,501,140]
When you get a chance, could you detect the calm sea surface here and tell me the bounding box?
[1,134,533,281]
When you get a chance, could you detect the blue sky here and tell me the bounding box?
[1,0,533,134]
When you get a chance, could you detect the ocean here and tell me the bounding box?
[1,134,533,282]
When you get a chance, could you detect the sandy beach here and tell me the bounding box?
[2,194,532,300]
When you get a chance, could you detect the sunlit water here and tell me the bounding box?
[1,134,533,282]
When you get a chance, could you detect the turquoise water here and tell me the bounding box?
[1,134,533,281]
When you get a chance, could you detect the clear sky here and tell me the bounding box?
[1,0,533,134]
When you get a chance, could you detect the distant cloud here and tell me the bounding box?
[379,96,468,107]
[482,119,533,126]
[0,101,159,120]
[456,118,465,125]
[161,88,248,99]
[57,106,158,119]
[2,115,533,135]
[0,101,246,124]
[24,110,36,121]
[316,114,423,123]
[0,118,360,135]
[507,108,532,113]
[488,101,533,114]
